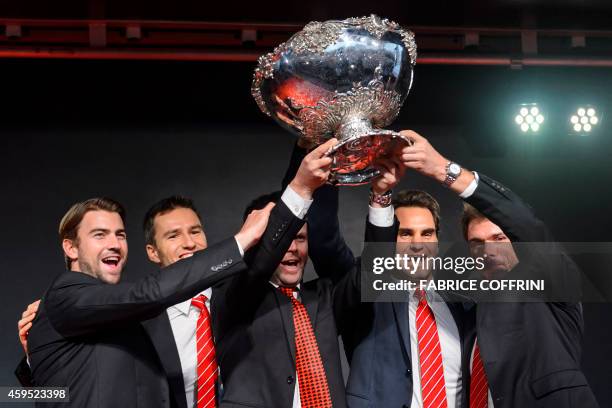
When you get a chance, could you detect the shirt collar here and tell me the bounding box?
[269,281,302,291]
[168,287,212,316]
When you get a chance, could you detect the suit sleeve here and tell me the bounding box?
[242,199,307,282]
[215,200,306,323]
[46,237,246,338]
[465,173,551,242]
[14,356,34,386]
[465,173,582,300]
[281,141,308,190]
[308,184,356,282]
[332,217,399,331]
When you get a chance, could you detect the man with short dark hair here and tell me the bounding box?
[308,174,476,408]
[25,196,272,408]
[398,130,598,408]
[139,195,216,408]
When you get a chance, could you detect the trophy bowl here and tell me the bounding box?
[252,14,417,185]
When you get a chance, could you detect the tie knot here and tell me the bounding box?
[191,294,208,310]
[279,286,297,298]
[414,288,427,303]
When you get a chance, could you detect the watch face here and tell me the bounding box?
[449,163,461,176]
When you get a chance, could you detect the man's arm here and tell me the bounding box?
[398,130,549,242]
[332,159,403,326]
[307,184,356,282]
[281,133,356,277]
[46,206,272,338]
[14,300,39,386]
[309,156,403,282]
[243,199,306,281]
[244,138,338,279]
[399,130,581,297]
[281,140,308,190]
[332,215,399,332]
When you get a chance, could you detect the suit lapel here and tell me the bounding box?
[391,302,412,364]
[273,287,297,364]
[300,286,319,330]
[142,312,188,408]
[272,284,320,365]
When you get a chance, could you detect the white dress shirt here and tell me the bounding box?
[166,186,312,407]
[167,287,213,408]
[409,289,462,408]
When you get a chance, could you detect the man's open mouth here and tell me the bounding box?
[102,256,121,267]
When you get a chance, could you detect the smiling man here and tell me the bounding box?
[25,197,273,408]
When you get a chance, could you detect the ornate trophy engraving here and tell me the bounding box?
[252,14,417,185]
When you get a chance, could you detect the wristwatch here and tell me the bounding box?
[369,189,393,207]
[444,161,462,187]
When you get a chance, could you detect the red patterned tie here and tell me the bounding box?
[415,289,448,408]
[191,294,217,408]
[470,342,489,408]
[279,286,333,408]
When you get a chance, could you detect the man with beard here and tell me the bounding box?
[24,196,272,407]
[399,130,598,408]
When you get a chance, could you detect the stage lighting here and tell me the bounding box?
[571,106,600,134]
[515,104,543,133]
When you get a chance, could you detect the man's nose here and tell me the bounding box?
[181,234,197,249]
[287,239,298,253]
[409,238,424,253]
[107,234,121,250]
[483,242,497,258]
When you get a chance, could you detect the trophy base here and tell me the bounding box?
[326,131,411,186]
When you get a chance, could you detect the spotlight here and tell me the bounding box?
[571,106,600,135]
[515,104,543,133]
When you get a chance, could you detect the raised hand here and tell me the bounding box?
[398,130,448,182]
[18,299,40,356]
[235,202,276,252]
[289,138,338,200]
[372,157,405,195]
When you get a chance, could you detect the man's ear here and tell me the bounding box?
[62,239,78,265]
[146,244,161,264]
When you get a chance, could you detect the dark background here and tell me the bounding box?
[1,0,612,406]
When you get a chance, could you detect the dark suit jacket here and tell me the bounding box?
[16,141,310,406]
[307,184,476,408]
[211,194,398,408]
[27,238,245,408]
[464,173,599,408]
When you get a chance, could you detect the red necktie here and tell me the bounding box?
[415,289,448,408]
[191,294,217,408]
[470,342,489,408]
[279,286,333,408]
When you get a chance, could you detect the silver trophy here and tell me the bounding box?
[252,14,417,185]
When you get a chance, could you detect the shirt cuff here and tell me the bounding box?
[368,205,395,227]
[281,186,313,220]
[459,171,479,199]
[235,238,245,257]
